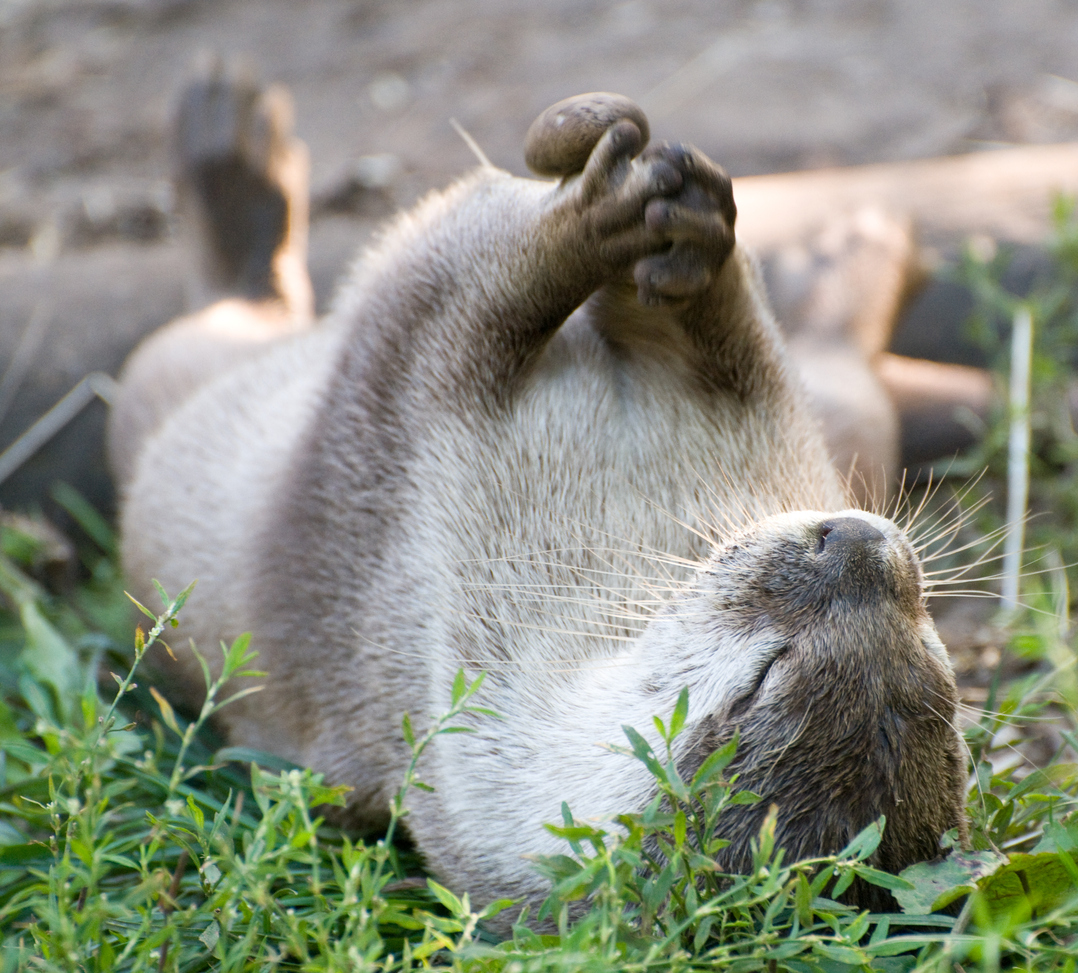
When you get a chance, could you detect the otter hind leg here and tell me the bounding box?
[108,66,315,485]
[175,62,314,317]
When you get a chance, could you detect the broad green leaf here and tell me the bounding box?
[978,852,1078,920]
[621,725,664,780]
[895,849,1005,914]
[795,872,812,925]
[222,631,254,677]
[674,809,687,847]
[20,601,79,716]
[811,941,868,965]
[479,897,517,920]
[198,920,220,950]
[451,669,467,705]
[1034,815,1078,854]
[692,735,738,788]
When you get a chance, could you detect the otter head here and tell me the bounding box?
[672,510,966,906]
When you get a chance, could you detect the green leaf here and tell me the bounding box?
[545,824,603,841]
[402,712,415,747]
[451,669,467,705]
[50,481,116,554]
[838,816,884,861]
[152,578,171,608]
[831,866,856,898]
[186,793,204,830]
[670,686,689,740]
[674,809,687,847]
[198,920,220,951]
[126,592,157,621]
[811,942,868,965]
[478,897,516,920]
[171,579,197,615]
[795,872,813,925]
[621,725,664,781]
[0,843,53,865]
[150,686,180,735]
[307,782,351,807]
[894,849,1006,914]
[978,852,1078,920]
[216,686,265,711]
[427,879,465,916]
[1034,814,1078,854]
[222,632,255,678]
[19,601,80,717]
[692,735,738,788]
[213,746,301,772]
[852,864,915,891]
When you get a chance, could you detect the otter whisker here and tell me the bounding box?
[447,610,643,643]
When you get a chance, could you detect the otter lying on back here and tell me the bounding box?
[112,80,966,923]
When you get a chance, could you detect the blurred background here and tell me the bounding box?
[2,0,1078,521]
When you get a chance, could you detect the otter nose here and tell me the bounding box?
[817,516,886,555]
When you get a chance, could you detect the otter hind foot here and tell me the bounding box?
[174,62,298,304]
[634,144,737,305]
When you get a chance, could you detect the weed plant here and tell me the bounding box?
[0,502,1076,971]
[6,209,1078,969]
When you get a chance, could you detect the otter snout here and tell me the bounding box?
[817,515,885,554]
[809,511,923,609]
[681,508,966,909]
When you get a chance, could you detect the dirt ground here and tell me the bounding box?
[2,0,1078,517]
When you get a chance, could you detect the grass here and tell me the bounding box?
[2,524,1077,973]
[5,206,1078,970]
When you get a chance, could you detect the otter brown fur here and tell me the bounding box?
[112,84,967,924]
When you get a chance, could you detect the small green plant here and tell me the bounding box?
[951,197,1078,595]
[2,515,1078,970]
[12,206,1078,972]
[0,517,491,971]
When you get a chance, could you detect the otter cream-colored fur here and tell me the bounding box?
[113,89,965,921]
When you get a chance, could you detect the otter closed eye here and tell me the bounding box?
[112,82,967,932]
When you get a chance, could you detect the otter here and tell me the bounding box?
[112,76,967,925]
